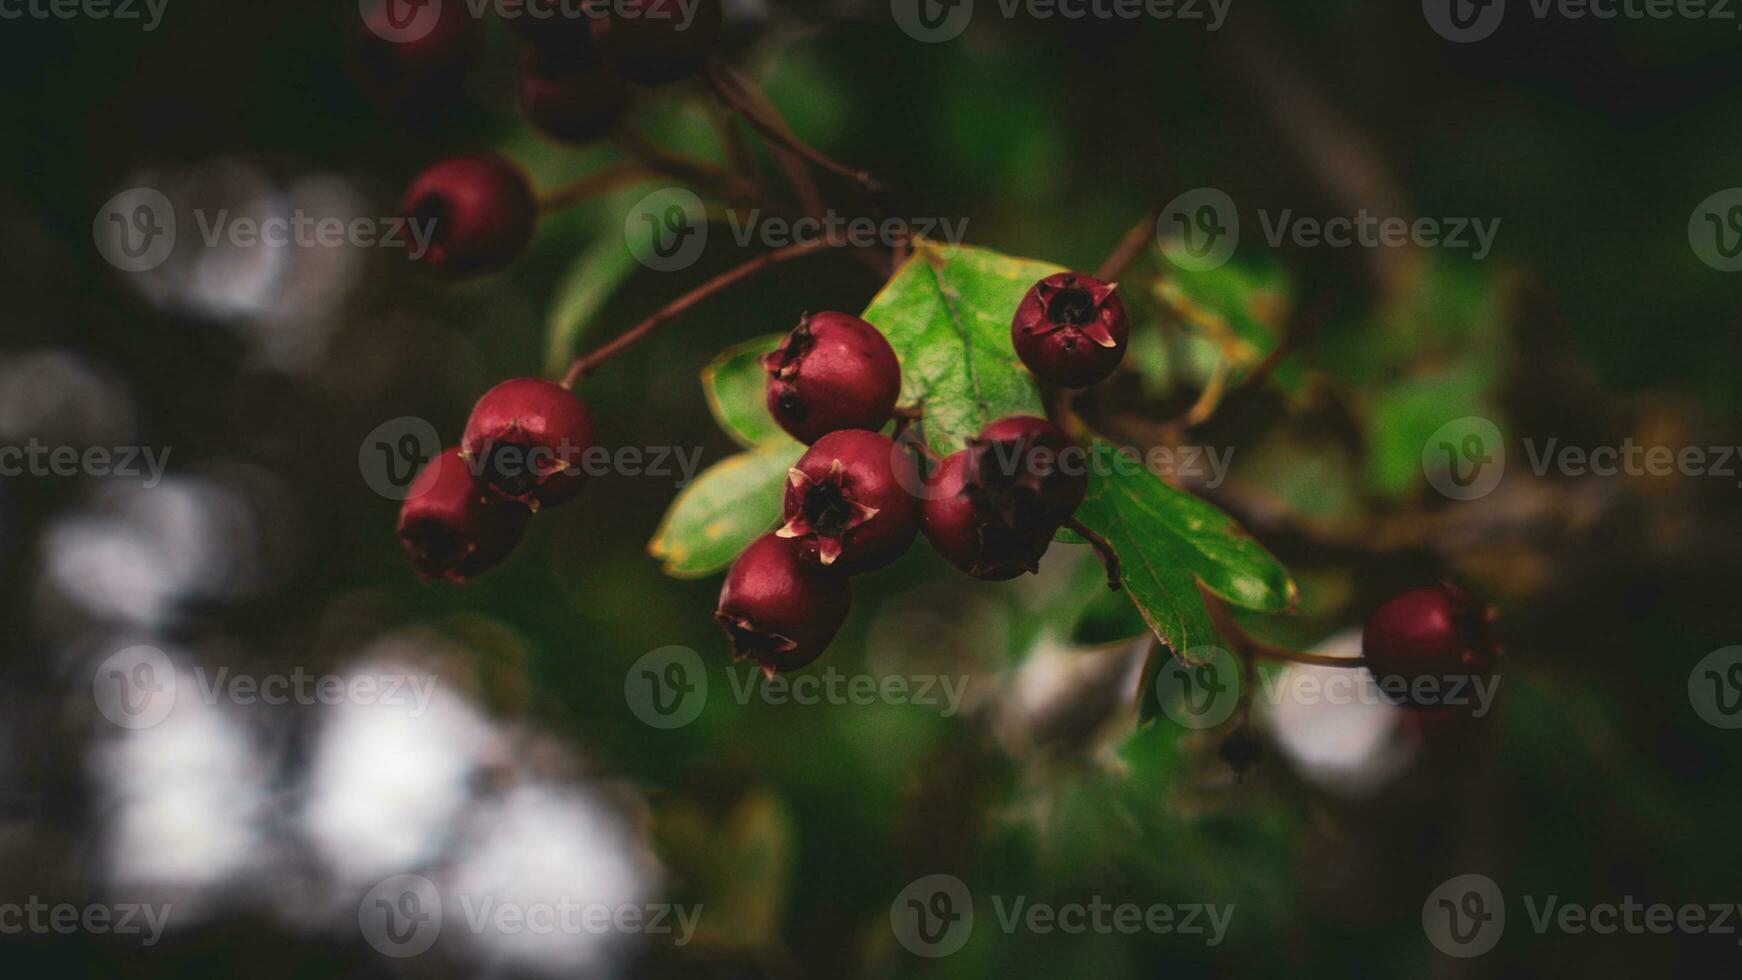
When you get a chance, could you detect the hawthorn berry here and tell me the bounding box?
[350,0,484,114]
[397,448,531,582]
[461,378,595,510]
[1361,583,1500,708]
[590,0,724,86]
[715,533,852,676]
[968,416,1087,524]
[763,312,902,445]
[401,156,538,279]
[520,44,630,145]
[1011,272,1129,388]
[921,449,1055,580]
[778,430,920,574]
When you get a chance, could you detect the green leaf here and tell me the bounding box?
[700,333,787,449]
[648,439,796,578]
[1073,444,1296,716]
[862,243,1054,457]
[543,235,641,378]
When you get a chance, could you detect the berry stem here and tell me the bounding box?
[1202,591,1368,669]
[705,61,887,201]
[1065,517,1122,591]
[1095,206,1161,281]
[537,163,663,214]
[612,128,763,205]
[561,239,856,385]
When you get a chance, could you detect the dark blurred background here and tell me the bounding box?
[1,0,1740,976]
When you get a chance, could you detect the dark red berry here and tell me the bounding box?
[590,0,723,86]
[1012,272,1129,388]
[921,450,1055,580]
[351,1,484,115]
[499,0,595,46]
[968,416,1087,524]
[778,430,920,574]
[764,312,902,445]
[1361,583,1500,708]
[520,44,630,144]
[398,448,530,582]
[401,156,538,279]
[716,533,851,676]
[460,378,595,510]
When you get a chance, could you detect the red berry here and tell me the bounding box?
[716,533,851,676]
[763,312,902,445]
[350,1,484,115]
[397,448,530,582]
[1012,272,1129,388]
[520,44,630,144]
[460,378,596,510]
[921,449,1055,580]
[778,430,920,574]
[1361,583,1500,707]
[401,156,538,279]
[968,416,1086,524]
[590,0,723,86]
[499,0,595,46]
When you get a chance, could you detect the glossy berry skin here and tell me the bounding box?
[590,0,724,86]
[922,450,1055,580]
[764,312,902,445]
[716,533,851,676]
[778,430,920,574]
[351,0,485,114]
[401,156,538,279]
[461,378,595,510]
[968,416,1087,524]
[1362,583,1500,707]
[1012,273,1129,388]
[398,448,530,583]
[520,45,630,144]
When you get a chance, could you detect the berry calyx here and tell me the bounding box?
[401,156,538,279]
[1361,583,1500,708]
[351,0,485,115]
[967,416,1087,525]
[397,448,531,582]
[921,449,1055,580]
[715,533,852,676]
[460,378,596,510]
[520,44,630,145]
[778,430,920,574]
[590,0,724,86]
[1012,272,1129,388]
[763,312,902,445]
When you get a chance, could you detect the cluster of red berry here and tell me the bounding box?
[718,271,1131,676]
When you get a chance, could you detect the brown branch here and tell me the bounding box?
[537,163,663,215]
[1095,207,1161,281]
[1065,518,1122,591]
[560,240,854,386]
[1202,589,1366,670]
[705,61,886,201]
[611,129,763,205]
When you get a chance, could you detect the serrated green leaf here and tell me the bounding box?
[701,333,787,449]
[861,243,1054,457]
[543,235,641,378]
[648,440,796,578]
[1073,444,1296,717]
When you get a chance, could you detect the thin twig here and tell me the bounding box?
[611,129,763,205]
[1065,517,1122,591]
[560,240,854,386]
[1095,207,1161,281]
[537,163,663,215]
[705,61,886,200]
[1202,590,1366,670]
